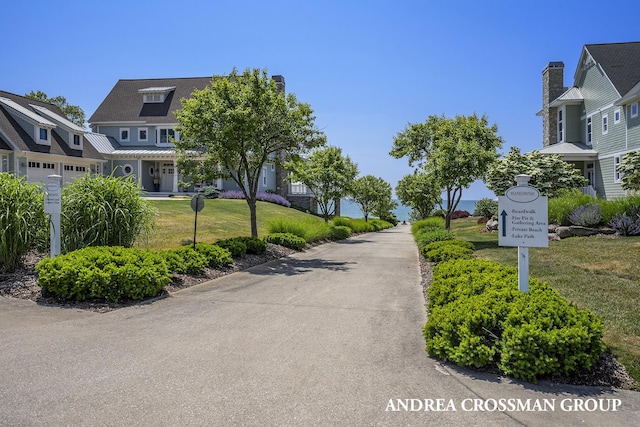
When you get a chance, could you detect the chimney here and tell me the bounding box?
[271,75,285,94]
[542,62,564,147]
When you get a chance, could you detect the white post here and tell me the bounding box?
[515,174,530,293]
[44,175,62,257]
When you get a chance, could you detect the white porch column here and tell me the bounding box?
[137,158,143,188]
[172,160,179,193]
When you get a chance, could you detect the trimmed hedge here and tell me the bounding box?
[36,246,172,302]
[215,238,247,258]
[423,259,605,383]
[414,228,455,249]
[264,233,306,250]
[420,240,474,262]
[163,247,209,274]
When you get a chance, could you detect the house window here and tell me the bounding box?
[614,108,621,124]
[42,163,56,170]
[632,103,639,118]
[586,116,592,145]
[64,165,73,171]
[39,128,48,141]
[75,166,86,172]
[614,155,622,183]
[73,134,81,146]
[586,163,594,187]
[158,128,177,145]
[557,109,564,142]
[262,168,267,186]
[1,155,8,172]
[602,114,608,135]
[139,128,148,142]
[143,94,164,103]
[28,161,40,168]
[271,164,275,171]
[120,128,130,142]
[122,164,133,175]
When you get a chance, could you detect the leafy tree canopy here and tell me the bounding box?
[350,175,396,222]
[174,67,326,237]
[485,147,587,197]
[25,90,86,127]
[390,113,502,229]
[618,150,640,192]
[395,171,442,220]
[287,146,358,222]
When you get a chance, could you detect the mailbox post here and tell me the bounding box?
[498,175,548,292]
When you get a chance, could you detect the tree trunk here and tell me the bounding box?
[247,198,258,238]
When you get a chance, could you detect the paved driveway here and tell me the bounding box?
[1,225,638,426]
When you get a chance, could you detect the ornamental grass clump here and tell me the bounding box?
[61,174,156,252]
[0,173,47,272]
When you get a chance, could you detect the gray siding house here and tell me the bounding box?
[87,77,284,196]
[538,41,640,199]
[0,90,104,184]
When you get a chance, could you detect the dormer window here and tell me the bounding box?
[139,86,176,103]
[40,128,48,141]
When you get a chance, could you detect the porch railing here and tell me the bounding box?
[580,185,596,197]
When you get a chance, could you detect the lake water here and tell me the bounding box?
[340,199,479,222]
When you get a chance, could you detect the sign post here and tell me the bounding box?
[498,175,548,292]
[190,194,205,249]
[44,175,62,257]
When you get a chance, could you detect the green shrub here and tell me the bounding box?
[0,173,47,272]
[411,217,445,234]
[61,174,156,252]
[421,240,474,262]
[198,185,220,199]
[214,238,247,258]
[264,233,306,250]
[36,246,171,302]
[369,219,394,230]
[162,247,209,274]
[474,198,499,219]
[548,190,597,225]
[414,228,454,249]
[193,243,233,266]
[235,237,268,255]
[423,258,605,383]
[329,225,352,240]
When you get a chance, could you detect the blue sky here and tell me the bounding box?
[3,1,639,200]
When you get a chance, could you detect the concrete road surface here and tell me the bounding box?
[1,225,638,426]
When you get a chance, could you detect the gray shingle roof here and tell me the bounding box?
[585,42,640,98]
[88,77,213,125]
[0,90,103,160]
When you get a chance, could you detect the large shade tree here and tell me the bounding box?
[390,114,503,229]
[287,146,358,222]
[395,171,442,220]
[25,90,86,127]
[485,147,587,197]
[174,68,326,238]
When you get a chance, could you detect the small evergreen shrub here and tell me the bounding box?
[568,203,602,227]
[235,237,267,255]
[420,240,474,263]
[474,198,499,219]
[329,225,352,240]
[192,243,234,266]
[163,247,209,274]
[264,233,306,250]
[414,228,454,249]
[423,258,605,383]
[198,186,220,199]
[36,246,171,302]
[215,238,247,258]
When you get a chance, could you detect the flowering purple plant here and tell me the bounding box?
[219,190,291,207]
[568,203,602,227]
[608,212,640,236]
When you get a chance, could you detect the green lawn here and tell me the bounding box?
[451,217,640,387]
[139,199,325,250]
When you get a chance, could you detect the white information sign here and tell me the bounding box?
[498,185,548,248]
[44,180,62,214]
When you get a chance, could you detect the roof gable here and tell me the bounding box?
[577,42,640,98]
